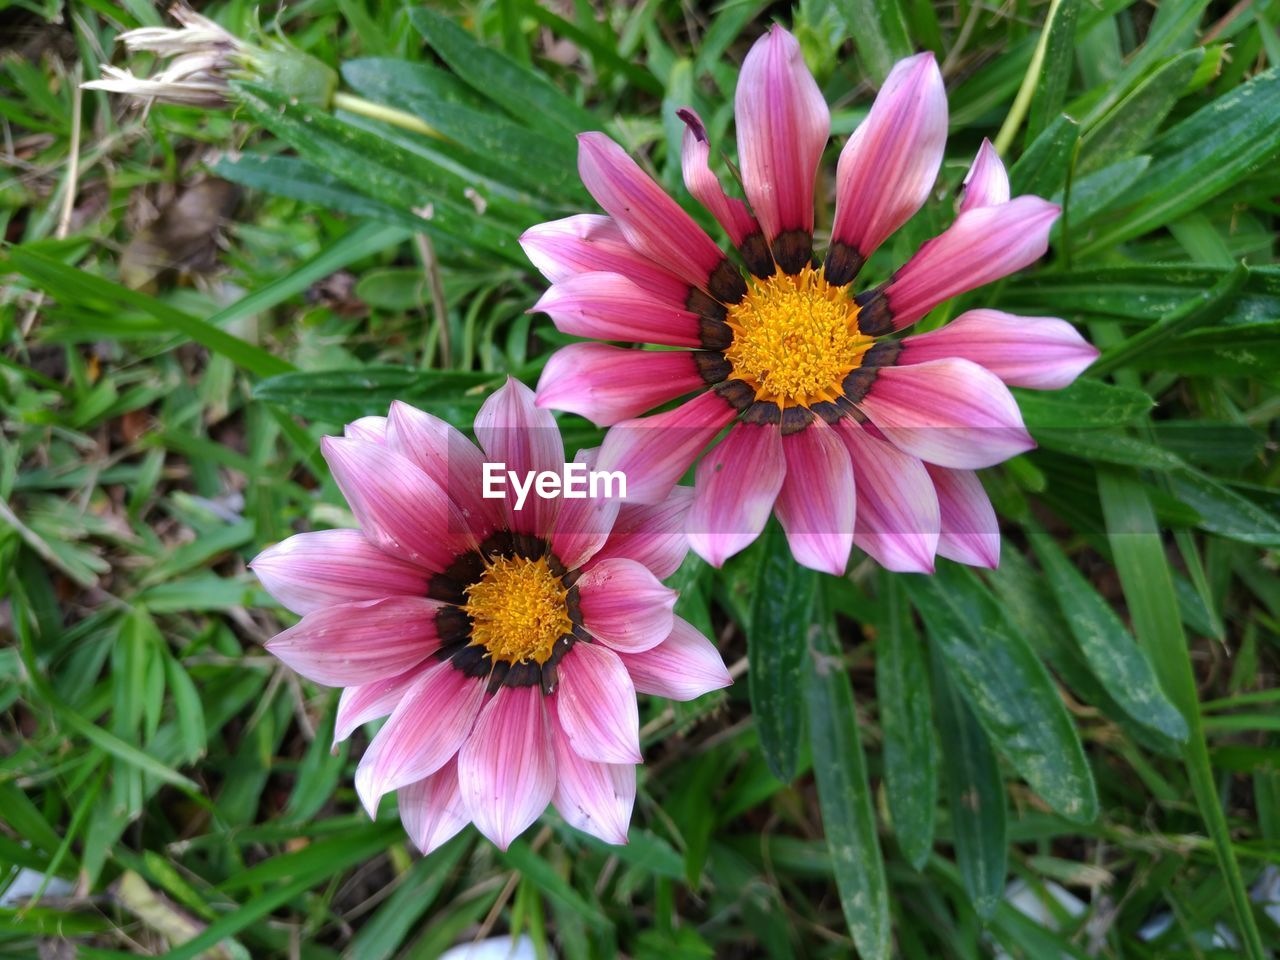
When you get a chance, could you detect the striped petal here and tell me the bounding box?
[578,557,677,654]
[334,663,425,745]
[399,761,470,855]
[536,343,705,427]
[458,686,556,851]
[549,451,622,572]
[588,486,694,579]
[880,196,1061,329]
[549,704,635,845]
[555,642,641,764]
[959,139,1009,213]
[927,464,1000,569]
[519,214,690,306]
[387,400,502,541]
[577,132,729,292]
[899,309,1098,390]
[828,53,947,283]
[735,25,830,265]
[677,107,760,248]
[687,422,786,568]
[251,528,431,616]
[265,597,442,687]
[533,273,705,348]
[344,416,386,443]
[475,377,566,538]
[857,359,1035,469]
[836,420,939,573]
[321,436,470,573]
[616,616,732,701]
[355,660,487,817]
[774,419,855,576]
[596,390,738,504]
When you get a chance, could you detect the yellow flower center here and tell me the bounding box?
[462,555,573,665]
[723,265,873,407]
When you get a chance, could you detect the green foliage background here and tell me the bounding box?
[2,0,1280,956]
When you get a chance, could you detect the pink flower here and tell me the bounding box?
[251,379,730,852]
[523,28,1099,577]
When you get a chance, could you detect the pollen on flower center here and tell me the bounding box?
[723,265,873,407]
[462,555,573,665]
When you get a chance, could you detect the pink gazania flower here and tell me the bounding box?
[523,26,1098,576]
[251,379,730,852]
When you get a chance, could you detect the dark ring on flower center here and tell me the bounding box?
[854,286,894,337]
[739,231,774,279]
[823,241,865,288]
[771,229,813,275]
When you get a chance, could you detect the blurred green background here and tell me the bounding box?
[2,0,1280,956]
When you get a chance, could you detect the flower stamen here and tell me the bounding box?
[723,265,873,407]
[462,555,573,666]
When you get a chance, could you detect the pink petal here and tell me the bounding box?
[830,53,946,278]
[533,273,705,349]
[577,132,727,291]
[399,760,470,855]
[251,528,430,617]
[857,358,1035,469]
[355,660,487,817]
[677,107,759,247]
[536,343,704,427]
[959,138,1009,213]
[549,452,623,572]
[334,663,425,745]
[321,436,470,572]
[686,422,786,568]
[265,597,442,687]
[735,26,831,253]
[386,400,502,540]
[577,557,676,654]
[899,309,1099,389]
[835,421,939,573]
[344,416,386,443]
[882,196,1061,329]
[549,706,635,845]
[555,642,642,764]
[474,377,566,538]
[457,686,556,850]
[926,464,1000,569]
[774,420,855,576]
[519,214,690,306]
[588,486,694,579]
[596,390,738,504]
[616,616,731,701]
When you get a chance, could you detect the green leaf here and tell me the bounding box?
[805,598,891,960]
[874,573,936,870]
[1013,378,1152,429]
[1030,534,1188,741]
[1024,0,1080,144]
[409,7,599,136]
[232,82,525,263]
[3,248,293,379]
[254,367,509,426]
[747,523,818,782]
[1008,113,1080,198]
[340,58,583,201]
[1097,468,1266,960]
[931,651,1006,918]
[1168,468,1280,547]
[831,0,913,85]
[212,155,429,232]
[1089,264,1248,377]
[1077,49,1203,174]
[1080,68,1280,253]
[501,840,612,930]
[905,565,1098,824]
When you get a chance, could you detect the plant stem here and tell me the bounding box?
[331,91,444,140]
[993,0,1062,155]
